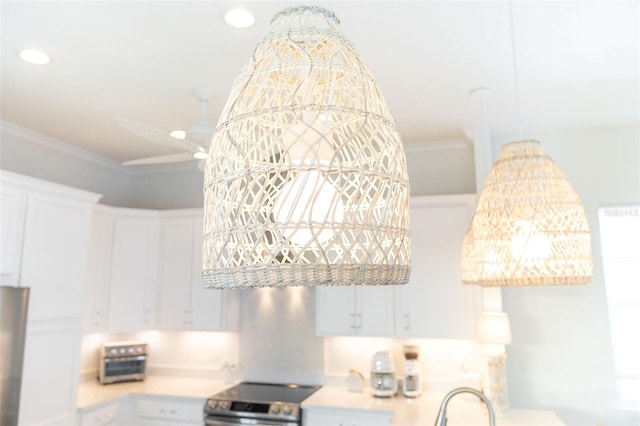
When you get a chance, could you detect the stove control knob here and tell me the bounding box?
[208,401,217,410]
[109,348,119,356]
[271,406,280,415]
[119,348,126,355]
[283,406,292,415]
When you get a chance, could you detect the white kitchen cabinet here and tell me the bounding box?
[0,172,101,426]
[304,408,392,426]
[84,208,115,332]
[394,194,481,339]
[315,194,481,339]
[85,205,159,333]
[135,396,202,426]
[106,208,159,332]
[156,210,239,331]
[79,400,121,426]
[15,183,101,320]
[316,285,395,336]
[0,184,27,286]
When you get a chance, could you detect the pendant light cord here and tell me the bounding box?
[508,0,523,139]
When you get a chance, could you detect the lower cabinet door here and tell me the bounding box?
[136,397,203,425]
[79,401,120,426]
[304,409,392,426]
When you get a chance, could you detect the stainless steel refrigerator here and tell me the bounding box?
[0,286,30,426]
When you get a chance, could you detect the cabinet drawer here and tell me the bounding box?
[81,402,119,426]
[137,398,202,422]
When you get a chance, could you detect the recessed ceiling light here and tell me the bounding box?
[170,130,186,139]
[193,151,208,160]
[18,49,51,65]
[224,8,255,29]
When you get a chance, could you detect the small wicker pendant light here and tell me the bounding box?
[202,6,411,288]
[461,140,592,286]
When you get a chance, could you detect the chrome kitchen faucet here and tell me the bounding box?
[434,387,496,426]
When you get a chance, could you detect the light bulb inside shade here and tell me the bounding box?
[273,170,344,246]
[509,220,552,261]
[282,117,335,165]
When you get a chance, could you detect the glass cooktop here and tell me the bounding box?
[211,382,321,404]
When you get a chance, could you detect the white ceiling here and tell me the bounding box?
[1,1,638,165]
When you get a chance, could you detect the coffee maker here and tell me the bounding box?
[370,351,397,397]
[402,345,421,397]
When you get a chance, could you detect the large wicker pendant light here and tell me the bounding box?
[461,140,592,286]
[461,3,593,286]
[202,6,411,288]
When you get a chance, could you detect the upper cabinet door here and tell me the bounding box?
[107,212,159,332]
[20,193,96,319]
[155,212,239,331]
[189,216,239,331]
[357,286,395,336]
[0,185,27,286]
[84,211,115,332]
[316,286,358,336]
[395,195,481,339]
[156,218,194,329]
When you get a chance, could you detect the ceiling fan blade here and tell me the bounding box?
[115,116,205,154]
[122,152,196,166]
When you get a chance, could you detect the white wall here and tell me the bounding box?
[494,125,640,425]
[0,122,132,207]
[0,121,204,209]
[405,141,476,196]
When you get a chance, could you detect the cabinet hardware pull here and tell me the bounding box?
[403,313,410,330]
[349,313,356,329]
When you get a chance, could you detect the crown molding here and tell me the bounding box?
[0,120,201,176]
[1,120,128,173]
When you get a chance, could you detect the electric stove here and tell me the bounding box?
[204,382,321,425]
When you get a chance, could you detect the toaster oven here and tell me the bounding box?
[99,341,147,384]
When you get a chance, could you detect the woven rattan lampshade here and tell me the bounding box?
[461,140,592,286]
[202,6,411,288]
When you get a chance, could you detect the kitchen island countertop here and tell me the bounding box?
[78,377,565,425]
[302,386,566,426]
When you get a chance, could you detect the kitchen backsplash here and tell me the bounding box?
[80,330,239,381]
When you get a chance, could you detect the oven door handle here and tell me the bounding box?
[104,355,146,362]
[205,417,294,426]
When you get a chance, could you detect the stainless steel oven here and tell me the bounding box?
[204,382,320,426]
[98,341,147,384]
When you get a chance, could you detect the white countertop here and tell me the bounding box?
[78,377,565,426]
[302,387,566,426]
[77,375,231,410]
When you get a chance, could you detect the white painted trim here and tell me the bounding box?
[158,208,204,218]
[1,120,126,172]
[0,170,103,204]
[1,120,202,176]
[93,203,161,218]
